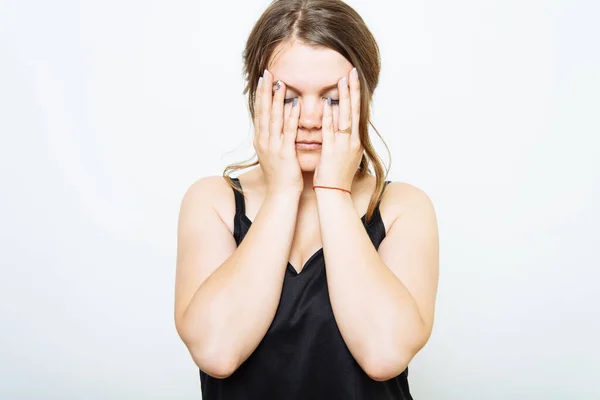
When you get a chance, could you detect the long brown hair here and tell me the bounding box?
[223,0,391,223]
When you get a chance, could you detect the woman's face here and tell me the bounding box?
[267,40,354,171]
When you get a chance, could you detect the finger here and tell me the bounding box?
[259,69,273,147]
[349,67,361,141]
[253,77,263,141]
[337,76,351,136]
[322,97,335,148]
[269,79,286,146]
[282,97,300,151]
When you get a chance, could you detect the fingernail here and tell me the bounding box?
[274,80,281,91]
[292,97,297,107]
[258,77,263,89]
[264,69,269,78]
[341,77,348,86]
[351,68,358,80]
[327,97,332,106]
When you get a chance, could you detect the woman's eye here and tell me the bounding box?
[283,97,339,105]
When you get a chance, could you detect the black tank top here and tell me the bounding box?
[199,177,413,400]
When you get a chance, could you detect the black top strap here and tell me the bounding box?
[230,177,246,217]
[229,177,247,244]
[377,180,391,207]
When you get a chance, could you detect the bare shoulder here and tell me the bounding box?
[379,181,437,230]
[180,175,237,235]
[174,175,239,328]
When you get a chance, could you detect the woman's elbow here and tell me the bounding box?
[188,344,239,379]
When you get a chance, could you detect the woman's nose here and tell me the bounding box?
[298,97,323,130]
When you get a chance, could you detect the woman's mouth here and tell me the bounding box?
[295,142,322,150]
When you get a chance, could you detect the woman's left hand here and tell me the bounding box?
[313,67,364,192]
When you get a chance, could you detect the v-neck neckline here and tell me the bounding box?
[240,213,369,276]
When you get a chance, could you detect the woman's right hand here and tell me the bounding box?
[253,69,303,196]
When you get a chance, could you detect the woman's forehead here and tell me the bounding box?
[268,41,353,92]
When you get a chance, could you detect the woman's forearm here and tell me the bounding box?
[180,191,300,376]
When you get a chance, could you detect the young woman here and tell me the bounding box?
[174,1,439,398]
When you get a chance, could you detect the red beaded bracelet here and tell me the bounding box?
[312,185,352,195]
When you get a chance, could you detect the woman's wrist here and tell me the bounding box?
[312,185,352,195]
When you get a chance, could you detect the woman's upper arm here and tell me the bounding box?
[174,176,237,331]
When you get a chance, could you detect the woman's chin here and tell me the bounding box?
[297,154,320,172]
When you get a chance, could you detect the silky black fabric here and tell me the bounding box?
[199,177,413,400]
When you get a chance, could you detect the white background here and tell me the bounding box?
[1,0,598,398]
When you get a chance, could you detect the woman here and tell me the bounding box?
[174,0,439,398]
